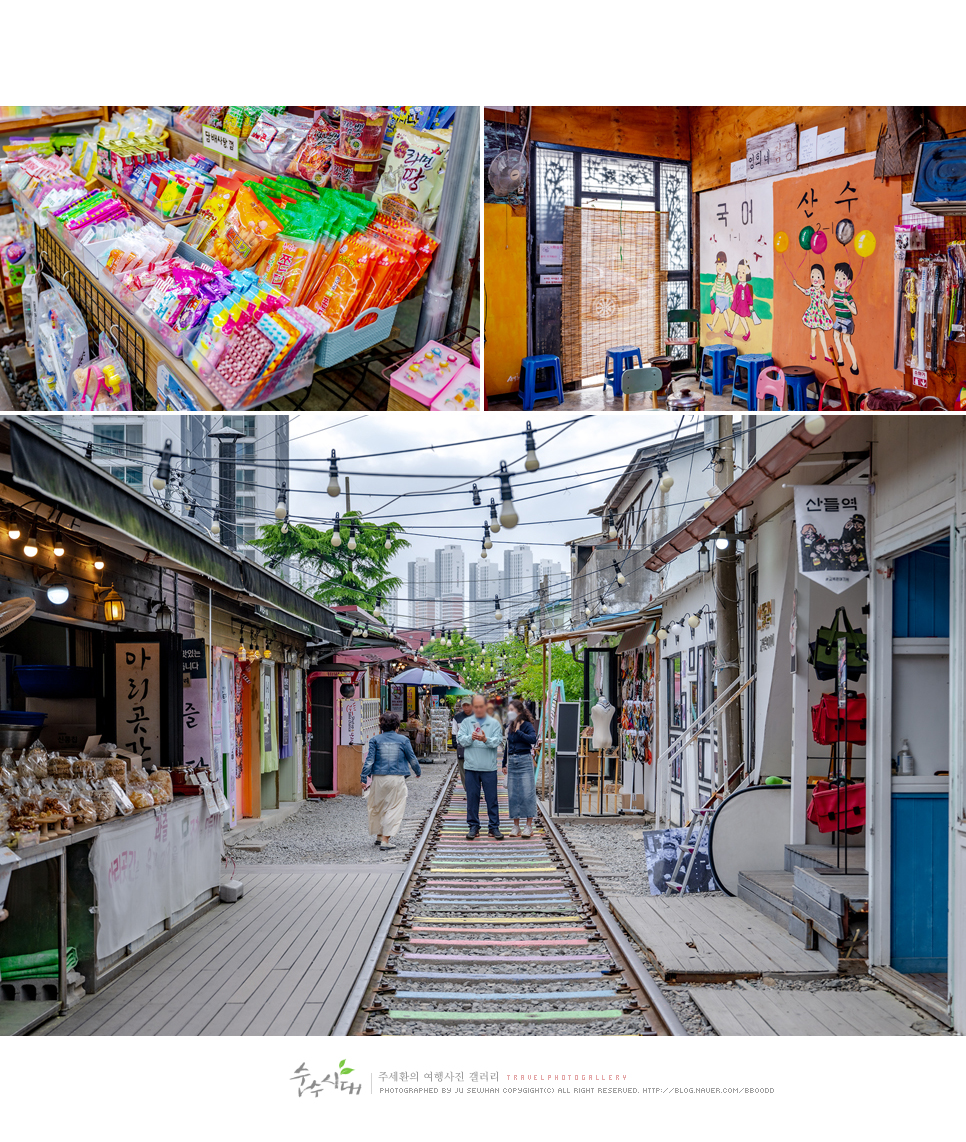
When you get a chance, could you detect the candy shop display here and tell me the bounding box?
[34,277,90,410]
[390,341,470,405]
[242,111,314,174]
[71,332,133,412]
[430,363,481,411]
[375,125,451,224]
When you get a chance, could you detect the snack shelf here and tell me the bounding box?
[38,224,222,411]
[166,128,283,182]
[89,173,194,228]
[0,108,108,133]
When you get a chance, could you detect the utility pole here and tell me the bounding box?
[714,417,743,778]
[207,426,245,550]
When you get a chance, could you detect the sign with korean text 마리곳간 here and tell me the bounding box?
[794,485,869,594]
[115,642,162,766]
[182,638,211,769]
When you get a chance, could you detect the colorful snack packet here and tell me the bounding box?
[375,126,451,223]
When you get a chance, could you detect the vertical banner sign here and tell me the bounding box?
[341,698,361,743]
[211,647,223,769]
[116,642,162,765]
[182,638,211,769]
[390,684,404,717]
[221,656,237,827]
[281,669,291,759]
[794,486,869,594]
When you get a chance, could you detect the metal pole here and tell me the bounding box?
[715,418,744,779]
[208,426,244,551]
[414,105,481,348]
[445,153,481,339]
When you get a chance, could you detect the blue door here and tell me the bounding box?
[890,792,948,972]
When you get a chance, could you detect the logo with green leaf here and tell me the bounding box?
[339,1060,354,1076]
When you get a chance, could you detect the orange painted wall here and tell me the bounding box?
[483,203,527,396]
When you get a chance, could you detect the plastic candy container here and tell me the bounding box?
[389,341,471,407]
[431,364,480,412]
[70,332,133,412]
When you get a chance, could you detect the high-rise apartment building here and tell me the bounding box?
[407,557,436,627]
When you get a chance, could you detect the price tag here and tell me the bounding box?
[912,369,927,388]
[212,782,229,813]
[201,779,218,816]
[201,126,240,161]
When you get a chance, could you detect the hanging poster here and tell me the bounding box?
[794,485,869,593]
[390,685,404,717]
[699,181,774,356]
[211,647,222,768]
[182,638,211,769]
[221,655,237,827]
[341,698,361,743]
[771,154,899,396]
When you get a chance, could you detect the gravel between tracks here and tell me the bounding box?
[229,759,452,866]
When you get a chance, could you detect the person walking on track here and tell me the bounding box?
[361,711,421,851]
[451,698,472,788]
[457,693,504,840]
[502,698,538,837]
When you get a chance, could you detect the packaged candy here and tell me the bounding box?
[242,112,313,175]
[287,118,340,186]
[376,126,451,224]
[337,107,391,160]
[204,184,283,271]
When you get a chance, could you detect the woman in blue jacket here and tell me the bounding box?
[501,699,539,837]
[362,711,421,851]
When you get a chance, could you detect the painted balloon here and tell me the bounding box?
[835,218,855,246]
[799,225,815,251]
[774,230,789,253]
[810,230,828,255]
[854,229,876,257]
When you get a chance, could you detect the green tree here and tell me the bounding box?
[251,511,409,609]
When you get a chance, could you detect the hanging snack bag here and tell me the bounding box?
[375,126,450,223]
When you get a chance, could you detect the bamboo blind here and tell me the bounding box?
[561,207,668,389]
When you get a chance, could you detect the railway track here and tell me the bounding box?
[342,764,686,1036]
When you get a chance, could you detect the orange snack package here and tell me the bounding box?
[305,230,379,330]
[204,184,282,271]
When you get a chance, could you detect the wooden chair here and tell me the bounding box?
[756,365,786,411]
[620,366,663,410]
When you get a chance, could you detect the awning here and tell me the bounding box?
[644,414,850,571]
[616,620,656,653]
[5,419,342,643]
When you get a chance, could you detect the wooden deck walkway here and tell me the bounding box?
[610,894,833,983]
[690,985,926,1035]
[38,865,402,1036]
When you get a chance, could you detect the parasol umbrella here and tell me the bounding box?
[390,668,457,687]
[446,687,474,696]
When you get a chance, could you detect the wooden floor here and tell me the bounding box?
[786,844,867,872]
[690,984,926,1035]
[40,865,402,1037]
[611,894,833,983]
[911,972,948,999]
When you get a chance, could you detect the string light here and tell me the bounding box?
[331,513,342,546]
[498,462,518,529]
[489,498,501,534]
[480,541,487,560]
[52,532,65,558]
[347,522,357,551]
[658,461,674,493]
[483,523,492,549]
[44,569,69,606]
[805,415,826,435]
[613,559,625,587]
[23,532,38,559]
[524,421,539,472]
[326,450,341,497]
[151,438,173,491]
[374,596,383,618]
[607,510,617,540]
[211,511,221,539]
[570,543,577,567]
[384,528,393,551]
[494,596,502,621]
[275,480,288,520]
[93,547,105,571]
[7,517,20,541]
[472,484,481,507]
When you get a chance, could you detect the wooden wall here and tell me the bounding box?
[689,106,966,194]
[483,203,528,397]
[531,107,691,160]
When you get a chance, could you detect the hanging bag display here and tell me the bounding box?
[811,691,867,745]
[808,607,868,681]
[805,745,866,834]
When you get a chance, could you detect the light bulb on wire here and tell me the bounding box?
[23,532,38,559]
[93,547,105,571]
[384,529,393,551]
[347,522,357,551]
[52,532,65,558]
[524,421,539,471]
[211,515,221,538]
[331,513,342,547]
[326,450,341,497]
[151,438,173,491]
[570,543,577,567]
[607,510,617,540]
[275,482,287,520]
[613,559,625,587]
[498,462,518,528]
[494,596,502,621]
[489,499,501,534]
[483,523,492,550]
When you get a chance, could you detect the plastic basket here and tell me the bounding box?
[315,304,397,369]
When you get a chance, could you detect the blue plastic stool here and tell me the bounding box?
[729,353,774,411]
[604,345,643,400]
[783,366,820,411]
[699,345,737,396]
[520,354,564,411]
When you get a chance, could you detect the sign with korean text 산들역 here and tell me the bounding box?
[116,641,162,766]
[794,486,869,594]
[746,124,798,182]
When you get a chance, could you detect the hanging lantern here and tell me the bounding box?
[100,585,126,624]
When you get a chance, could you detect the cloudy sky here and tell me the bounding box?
[284,410,695,616]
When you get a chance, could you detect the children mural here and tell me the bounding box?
[700,154,899,397]
[771,155,897,397]
[699,182,774,356]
